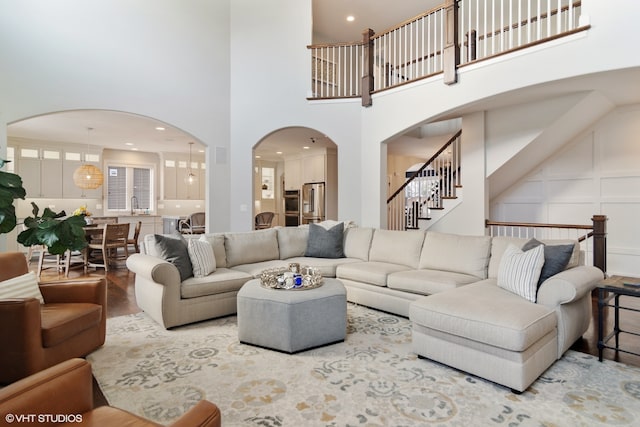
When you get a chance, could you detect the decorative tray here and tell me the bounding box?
[260,264,323,290]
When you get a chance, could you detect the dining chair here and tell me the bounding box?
[21,225,63,277]
[178,212,206,234]
[84,223,130,272]
[255,211,275,229]
[127,221,142,253]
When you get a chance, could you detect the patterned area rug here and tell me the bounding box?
[88,304,640,426]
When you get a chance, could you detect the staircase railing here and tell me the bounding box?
[307,0,586,104]
[486,215,608,274]
[387,129,462,230]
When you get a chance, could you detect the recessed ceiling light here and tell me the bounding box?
[131,147,139,151]
[125,142,134,146]
[346,15,355,22]
[155,126,165,131]
[198,149,205,153]
[255,155,261,159]
[276,151,283,155]
[303,146,310,150]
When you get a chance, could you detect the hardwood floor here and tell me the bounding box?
[38,264,640,407]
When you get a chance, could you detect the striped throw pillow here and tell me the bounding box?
[0,271,44,304]
[497,243,545,303]
[187,239,216,278]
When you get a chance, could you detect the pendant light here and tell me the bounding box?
[73,127,104,190]
[185,141,197,185]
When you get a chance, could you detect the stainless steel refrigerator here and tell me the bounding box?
[301,182,325,224]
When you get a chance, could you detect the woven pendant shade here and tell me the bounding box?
[73,164,104,189]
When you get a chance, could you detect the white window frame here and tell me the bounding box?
[105,163,156,214]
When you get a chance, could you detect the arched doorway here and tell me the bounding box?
[253,127,338,228]
[5,110,206,251]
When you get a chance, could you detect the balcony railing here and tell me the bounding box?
[307,0,585,104]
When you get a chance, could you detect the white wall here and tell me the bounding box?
[229,0,362,230]
[491,105,640,276]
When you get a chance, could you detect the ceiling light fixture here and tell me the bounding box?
[73,127,104,191]
[185,142,197,185]
[346,15,355,22]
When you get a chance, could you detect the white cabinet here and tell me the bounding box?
[118,215,161,244]
[163,156,204,200]
[18,148,63,198]
[284,158,301,190]
[302,154,326,184]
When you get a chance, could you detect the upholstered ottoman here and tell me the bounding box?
[237,278,347,353]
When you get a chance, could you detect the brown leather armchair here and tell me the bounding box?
[0,252,107,384]
[0,358,221,426]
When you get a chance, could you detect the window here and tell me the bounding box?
[106,165,154,212]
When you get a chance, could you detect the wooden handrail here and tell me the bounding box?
[485,219,592,230]
[387,129,462,204]
[485,215,608,273]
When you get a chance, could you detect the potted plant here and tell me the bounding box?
[1,156,87,255]
[0,158,26,234]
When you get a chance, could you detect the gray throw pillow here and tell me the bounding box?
[522,238,574,287]
[154,234,193,281]
[304,223,345,258]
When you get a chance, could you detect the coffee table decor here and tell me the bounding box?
[260,264,323,290]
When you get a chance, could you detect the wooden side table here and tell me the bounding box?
[597,276,640,361]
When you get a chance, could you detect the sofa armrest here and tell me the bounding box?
[0,358,93,416]
[126,253,181,286]
[39,278,106,305]
[170,400,222,427]
[537,265,604,307]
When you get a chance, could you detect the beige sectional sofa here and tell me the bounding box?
[125,223,603,392]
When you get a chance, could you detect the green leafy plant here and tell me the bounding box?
[18,202,88,255]
[0,158,26,234]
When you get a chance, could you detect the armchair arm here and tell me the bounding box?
[0,298,43,354]
[170,401,221,427]
[126,254,182,286]
[39,278,107,305]
[0,358,93,416]
[537,265,604,307]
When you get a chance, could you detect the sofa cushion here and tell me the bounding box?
[198,234,227,268]
[0,271,44,304]
[497,244,545,303]
[225,229,279,267]
[336,261,411,287]
[230,260,290,278]
[187,239,217,278]
[521,238,575,287]
[277,226,309,259]
[180,268,252,299]
[343,227,374,260]
[409,280,557,352]
[154,234,193,281]
[286,256,361,278]
[419,232,491,279]
[305,223,345,258]
[368,229,425,268]
[40,303,102,347]
[387,269,479,296]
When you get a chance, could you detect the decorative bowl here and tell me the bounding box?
[260,266,323,290]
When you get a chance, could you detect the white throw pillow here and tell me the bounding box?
[187,239,216,278]
[0,271,44,304]
[497,243,545,303]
